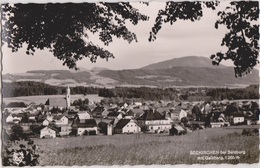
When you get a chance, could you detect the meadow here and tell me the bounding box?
[34,126,259,166]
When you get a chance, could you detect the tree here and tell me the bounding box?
[10,124,24,141]
[1,3,148,69]
[149,1,259,77]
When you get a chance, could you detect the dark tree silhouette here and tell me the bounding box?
[1,3,148,69]
[149,1,259,77]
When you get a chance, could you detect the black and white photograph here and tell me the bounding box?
[1,0,259,166]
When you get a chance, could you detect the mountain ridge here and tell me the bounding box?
[141,56,227,69]
[2,56,258,87]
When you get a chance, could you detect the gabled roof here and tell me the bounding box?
[114,119,131,129]
[45,98,66,107]
[137,109,165,121]
[53,115,68,120]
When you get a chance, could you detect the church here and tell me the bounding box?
[45,86,71,110]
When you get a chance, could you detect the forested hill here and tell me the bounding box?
[98,67,259,87]
[2,81,99,98]
[3,81,258,101]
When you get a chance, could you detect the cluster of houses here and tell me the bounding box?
[3,87,260,139]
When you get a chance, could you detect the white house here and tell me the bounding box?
[40,126,57,138]
[114,119,141,134]
[6,114,14,123]
[179,109,187,121]
[72,119,98,136]
[42,119,50,126]
[137,109,172,133]
[54,115,69,126]
[233,116,245,124]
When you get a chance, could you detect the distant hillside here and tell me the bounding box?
[141,56,226,69]
[91,67,110,72]
[2,70,93,86]
[98,67,259,87]
[2,56,258,87]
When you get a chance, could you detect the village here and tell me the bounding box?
[2,86,260,140]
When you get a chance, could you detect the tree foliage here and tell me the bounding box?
[150,1,259,77]
[1,3,148,69]
[211,1,259,77]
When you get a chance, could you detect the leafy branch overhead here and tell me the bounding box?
[150,1,259,77]
[1,3,149,69]
[212,1,259,77]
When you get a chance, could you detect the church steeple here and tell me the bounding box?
[66,86,70,108]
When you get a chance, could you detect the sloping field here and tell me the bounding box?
[33,126,259,165]
[3,94,103,105]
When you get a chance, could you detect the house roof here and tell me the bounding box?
[53,115,68,120]
[6,102,27,108]
[114,119,131,129]
[45,98,67,107]
[137,109,165,121]
[73,119,97,128]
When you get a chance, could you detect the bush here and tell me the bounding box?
[2,139,40,166]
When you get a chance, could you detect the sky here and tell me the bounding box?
[1,1,236,74]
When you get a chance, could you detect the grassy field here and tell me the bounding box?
[3,94,103,105]
[33,126,259,166]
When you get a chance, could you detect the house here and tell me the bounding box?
[4,102,27,111]
[114,119,141,134]
[179,108,188,121]
[6,113,23,123]
[226,113,245,125]
[40,126,57,138]
[59,123,72,136]
[43,119,50,126]
[72,119,98,136]
[6,114,14,123]
[137,109,172,133]
[53,115,69,126]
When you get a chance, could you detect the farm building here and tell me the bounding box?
[137,109,172,133]
[40,126,58,138]
[72,119,98,135]
[114,119,141,134]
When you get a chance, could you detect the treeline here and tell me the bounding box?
[98,87,179,101]
[2,81,99,97]
[206,85,259,100]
